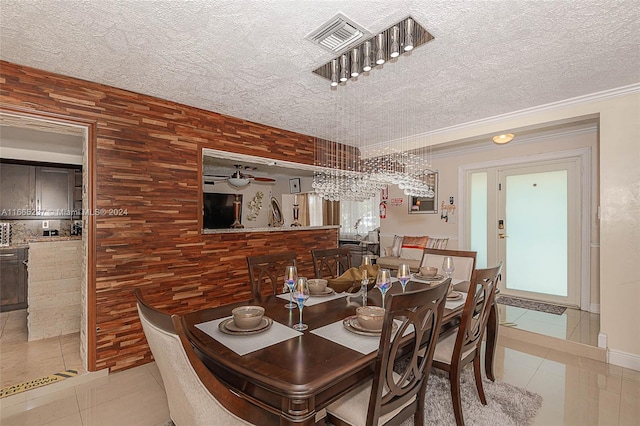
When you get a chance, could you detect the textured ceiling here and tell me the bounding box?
[1,0,639,148]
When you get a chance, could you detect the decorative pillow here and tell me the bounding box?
[400,236,429,260]
[426,237,449,250]
[391,235,404,257]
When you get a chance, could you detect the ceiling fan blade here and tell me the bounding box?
[252,177,277,182]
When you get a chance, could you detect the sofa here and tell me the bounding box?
[376,235,449,271]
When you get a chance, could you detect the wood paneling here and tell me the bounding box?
[0,61,340,371]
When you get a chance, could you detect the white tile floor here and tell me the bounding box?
[0,310,86,389]
[3,305,637,426]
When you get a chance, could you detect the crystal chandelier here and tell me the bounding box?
[312,140,435,201]
[310,15,436,202]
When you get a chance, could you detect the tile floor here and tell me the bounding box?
[497,303,601,346]
[3,305,636,426]
[0,309,86,389]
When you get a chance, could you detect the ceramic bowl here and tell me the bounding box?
[420,266,438,277]
[232,306,265,329]
[356,306,386,331]
[307,278,328,294]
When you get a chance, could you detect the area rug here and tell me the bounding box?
[399,368,543,426]
[496,295,567,315]
[0,369,78,398]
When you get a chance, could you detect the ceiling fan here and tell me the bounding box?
[204,164,276,188]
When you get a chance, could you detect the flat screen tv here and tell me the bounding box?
[203,193,241,229]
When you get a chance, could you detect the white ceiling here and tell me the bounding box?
[1,0,638,149]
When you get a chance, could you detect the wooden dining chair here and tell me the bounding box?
[326,280,450,426]
[246,251,297,300]
[419,248,477,285]
[311,247,352,279]
[134,289,277,425]
[431,262,503,426]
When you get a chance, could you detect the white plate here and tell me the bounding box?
[413,273,445,281]
[309,288,335,297]
[342,316,398,336]
[218,316,273,335]
[447,291,463,301]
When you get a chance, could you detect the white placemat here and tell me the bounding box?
[310,318,408,355]
[277,291,347,306]
[445,292,467,310]
[195,317,302,356]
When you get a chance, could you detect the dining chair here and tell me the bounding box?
[311,247,352,279]
[134,289,277,425]
[419,248,477,285]
[431,262,503,426]
[326,280,450,426]
[246,251,298,300]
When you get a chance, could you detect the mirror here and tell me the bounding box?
[269,197,284,227]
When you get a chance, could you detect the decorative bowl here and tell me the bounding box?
[232,306,265,329]
[355,306,386,331]
[419,266,438,277]
[307,279,328,294]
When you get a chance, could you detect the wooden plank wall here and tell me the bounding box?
[0,61,340,371]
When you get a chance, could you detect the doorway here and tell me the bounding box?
[464,150,590,308]
[0,108,96,392]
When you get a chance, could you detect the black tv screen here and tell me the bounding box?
[203,193,241,229]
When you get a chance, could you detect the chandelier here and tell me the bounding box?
[313,140,435,201]
[311,15,436,201]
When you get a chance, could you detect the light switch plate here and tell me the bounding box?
[42,220,49,229]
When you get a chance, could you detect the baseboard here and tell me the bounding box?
[608,348,640,372]
[589,303,600,313]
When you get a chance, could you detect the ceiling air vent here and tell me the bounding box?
[305,13,370,53]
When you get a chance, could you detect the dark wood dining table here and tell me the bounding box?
[183,280,498,425]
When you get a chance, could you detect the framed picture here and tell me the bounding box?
[289,178,301,194]
[408,173,438,214]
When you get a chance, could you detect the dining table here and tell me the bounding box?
[183,279,498,425]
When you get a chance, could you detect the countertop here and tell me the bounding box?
[7,236,82,248]
[202,225,339,234]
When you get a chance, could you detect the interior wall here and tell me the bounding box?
[0,61,339,372]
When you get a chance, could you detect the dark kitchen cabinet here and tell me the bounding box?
[0,163,78,219]
[0,163,36,212]
[0,247,28,312]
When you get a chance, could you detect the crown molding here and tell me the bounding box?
[363,83,640,154]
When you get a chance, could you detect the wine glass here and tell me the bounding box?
[442,257,455,279]
[375,268,391,309]
[292,277,310,331]
[283,265,298,308]
[397,263,411,293]
[361,255,373,267]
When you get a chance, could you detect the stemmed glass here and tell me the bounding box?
[397,263,411,293]
[292,277,310,331]
[442,257,455,279]
[283,265,298,308]
[376,269,391,309]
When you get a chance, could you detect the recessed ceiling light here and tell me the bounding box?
[493,133,515,144]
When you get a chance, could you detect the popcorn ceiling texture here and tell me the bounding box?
[1,1,638,147]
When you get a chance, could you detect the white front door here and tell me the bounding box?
[467,158,582,307]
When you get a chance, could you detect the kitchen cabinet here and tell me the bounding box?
[0,163,79,219]
[0,163,36,212]
[0,247,28,312]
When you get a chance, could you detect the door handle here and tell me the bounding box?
[499,234,509,239]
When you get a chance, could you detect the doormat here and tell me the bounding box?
[0,369,78,398]
[496,295,567,315]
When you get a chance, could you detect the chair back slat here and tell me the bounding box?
[367,280,450,425]
[246,252,298,300]
[419,248,477,283]
[457,263,503,358]
[311,247,352,279]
